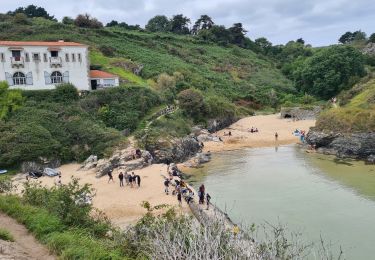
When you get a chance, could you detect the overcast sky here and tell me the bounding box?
[1,0,374,46]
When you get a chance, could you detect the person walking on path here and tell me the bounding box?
[164,179,170,195]
[118,172,124,187]
[177,192,182,206]
[108,170,114,183]
[275,132,279,141]
[206,193,211,210]
[136,174,141,187]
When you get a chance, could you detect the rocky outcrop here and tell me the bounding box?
[280,106,321,120]
[306,129,375,163]
[183,152,212,168]
[207,116,237,133]
[80,147,153,178]
[148,135,201,164]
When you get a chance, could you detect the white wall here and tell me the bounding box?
[91,77,119,88]
[0,45,90,91]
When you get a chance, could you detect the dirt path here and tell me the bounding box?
[0,213,55,260]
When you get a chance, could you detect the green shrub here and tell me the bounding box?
[54,83,79,103]
[0,228,14,241]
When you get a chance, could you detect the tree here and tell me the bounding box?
[192,15,214,35]
[13,13,29,24]
[106,20,119,27]
[198,25,232,45]
[369,33,375,43]
[0,81,23,120]
[8,5,55,20]
[62,16,74,25]
[228,23,247,47]
[146,15,170,32]
[339,30,366,44]
[296,38,305,45]
[352,30,367,41]
[295,45,365,99]
[170,14,190,34]
[74,14,103,29]
[156,73,176,103]
[254,37,272,54]
[177,88,205,119]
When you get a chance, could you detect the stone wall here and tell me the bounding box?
[280,106,321,120]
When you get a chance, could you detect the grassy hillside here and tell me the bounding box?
[0,17,294,105]
[316,75,375,132]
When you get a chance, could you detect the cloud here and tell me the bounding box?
[1,0,374,46]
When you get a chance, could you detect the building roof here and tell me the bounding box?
[0,40,86,47]
[90,70,118,79]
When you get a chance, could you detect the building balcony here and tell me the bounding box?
[49,57,62,67]
[11,57,24,68]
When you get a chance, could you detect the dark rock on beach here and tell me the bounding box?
[306,129,375,163]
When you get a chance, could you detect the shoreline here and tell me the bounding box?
[201,114,315,153]
[12,114,316,228]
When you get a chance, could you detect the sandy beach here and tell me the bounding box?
[13,163,189,228]
[203,114,315,152]
[12,114,315,227]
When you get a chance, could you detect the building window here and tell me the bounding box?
[51,51,58,57]
[103,79,115,86]
[43,53,48,62]
[32,53,40,61]
[78,53,82,62]
[0,53,4,62]
[13,72,26,85]
[25,53,30,62]
[51,71,63,84]
[11,50,21,61]
[72,53,76,62]
[65,53,69,62]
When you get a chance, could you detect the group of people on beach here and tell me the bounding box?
[163,164,211,209]
[293,129,306,143]
[248,126,259,133]
[107,170,141,188]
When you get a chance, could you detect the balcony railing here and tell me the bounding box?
[11,56,24,68]
[49,57,62,67]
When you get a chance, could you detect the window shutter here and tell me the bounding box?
[26,72,33,85]
[63,71,69,83]
[5,72,13,86]
[44,71,51,84]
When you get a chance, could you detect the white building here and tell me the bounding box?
[90,70,119,89]
[0,40,91,91]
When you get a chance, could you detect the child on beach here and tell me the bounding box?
[206,193,211,210]
[164,179,170,195]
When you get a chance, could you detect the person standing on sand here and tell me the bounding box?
[275,132,279,141]
[124,172,129,185]
[128,173,133,188]
[108,170,114,183]
[199,184,205,204]
[136,174,141,188]
[118,172,124,187]
[177,192,182,206]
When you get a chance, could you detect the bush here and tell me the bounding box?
[0,228,14,242]
[54,83,79,103]
[177,88,205,120]
[74,14,103,29]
